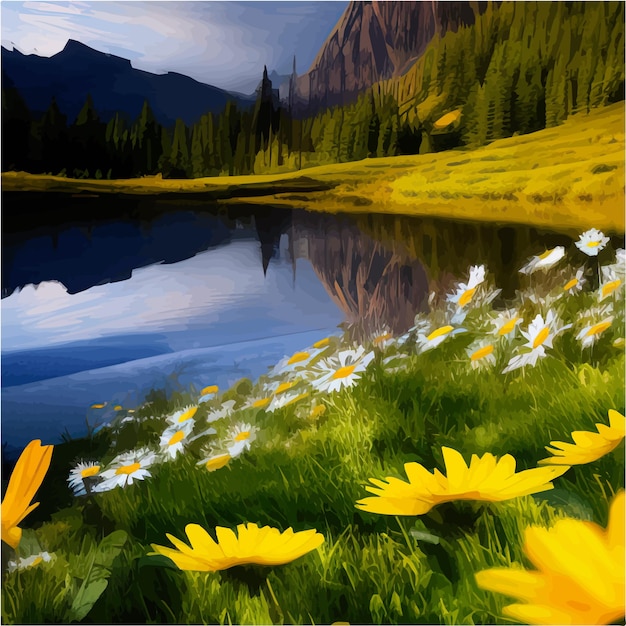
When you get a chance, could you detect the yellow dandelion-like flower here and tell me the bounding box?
[151,522,324,571]
[475,490,625,625]
[355,447,569,516]
[538,410,625,466]
[1,440,53,549]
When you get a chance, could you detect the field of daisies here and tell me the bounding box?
[2,227,625,625]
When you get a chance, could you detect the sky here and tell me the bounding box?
[0,1,348,92]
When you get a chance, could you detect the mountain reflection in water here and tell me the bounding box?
[3,195,589,338]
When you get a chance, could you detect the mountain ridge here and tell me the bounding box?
[1,39,254,126]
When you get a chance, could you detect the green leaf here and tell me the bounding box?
[67,530,127,622]
[70,579,109,621]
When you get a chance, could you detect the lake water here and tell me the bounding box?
[0,194,605,453]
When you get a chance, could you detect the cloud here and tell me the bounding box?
[1,1,347,91]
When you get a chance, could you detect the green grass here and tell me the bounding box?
[2,103,624,232]
[1,245,625,624]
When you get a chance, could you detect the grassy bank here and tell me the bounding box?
[3,103,624,233]
[2,238,624,624]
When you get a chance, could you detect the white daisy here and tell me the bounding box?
[198,385,219,404]
[416,324,466,352]
[502,311,570,373]
[598,268,623,302]
[196,449,232,472]
[575,228,610,256]
[93,448,156,491]
[206,400,237,423]
[466,341,496,370]
[519,246,565,274]
[159,420,195,460]
[576,316,614,348]
[267,390,310,413]
[562,268,586,295]
[67,460,102,496]
[264,379,299,396]
[447,265,486,308]
[370,328,394,350]
[490,310,522,339]
[242,396,273,411]
[311,346,375,393]
[268,350,320,378]
[7,552,54,573]
[166,405,198,426]
[225,423,257,457]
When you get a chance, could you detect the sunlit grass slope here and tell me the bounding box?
[3,103,624,232]
[2,237,624,625]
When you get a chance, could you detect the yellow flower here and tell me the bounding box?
[151,523,324,571]
[1,440,53,549]
[313,337,331,349]
[475,490,625,625]
[90,402,107,409]
[355,447,568,516]
[538,410,625,465]
[201,385,219,396]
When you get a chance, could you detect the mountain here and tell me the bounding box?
[295,0,484,109]
[1,40,254,126]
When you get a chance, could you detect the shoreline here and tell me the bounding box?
[2,103,624,233]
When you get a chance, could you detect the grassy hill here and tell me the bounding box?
[3,103,624,233]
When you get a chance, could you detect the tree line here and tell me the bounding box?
[2,1,623,179]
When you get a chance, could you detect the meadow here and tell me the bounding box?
[1,230,624,625]
[3,103,624,233]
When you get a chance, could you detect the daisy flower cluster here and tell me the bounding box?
[65,229,623,501]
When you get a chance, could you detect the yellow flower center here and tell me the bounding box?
[234,431,251,442]
[309,405,326,420]
[81,465,100,478]
[287,352,309,365]
[201,385,218,395]
[602,279,621,298]
[31,557,43,567]
[563,278,578,291]
[206,454,230,471]
[538,249,554,259]
[458,287,476,307]
[168,430,185,446]
[90,403,106,409]
[498,317,519,335]
[373,333,393,345]
[585,320,612,337]
[178,407,197,423]
[532,326,550,349]
[332,365,356,379]
[586,240,601,248]
[115,462,141,475]
[471,345,494,361]
[114,405,123,411]
[313,338,330,348]
[275,381,294,394]
[427,325,453,341]
[253,398,271,408]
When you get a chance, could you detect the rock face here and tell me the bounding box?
[296,1,480,109]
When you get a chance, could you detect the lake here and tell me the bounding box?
[0,194,604,453]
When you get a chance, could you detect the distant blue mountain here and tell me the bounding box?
[1,39,255,126]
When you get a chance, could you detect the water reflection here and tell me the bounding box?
[4,194,608,336]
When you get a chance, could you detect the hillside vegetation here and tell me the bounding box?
[4,103,624,233]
